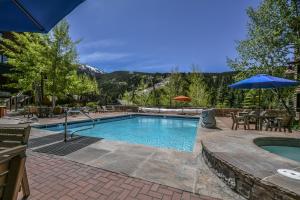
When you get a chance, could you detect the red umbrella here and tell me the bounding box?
[173,96,191,114]
[173,96,191,102]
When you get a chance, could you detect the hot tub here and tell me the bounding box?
[254,137,300,163]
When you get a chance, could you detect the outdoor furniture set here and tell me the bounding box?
[23,106,53,118]
[230,110,293,132]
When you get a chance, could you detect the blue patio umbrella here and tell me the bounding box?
[229,74,298,89]
[0,0,86,33]
[229,74,299,113]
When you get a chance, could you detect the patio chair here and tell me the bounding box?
[21,106,37,118]
[0,145,27,200]
[21,106,30,118]
[38,106,54,118]
[28,106,38,117]
[244,111,257,129]
[230,112,248,130]
[0,124,31,199]
[264,110,279,131]
[275,115,293,133]
[0,124,31,146]
[255,110,267,130]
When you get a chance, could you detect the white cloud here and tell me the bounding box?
[80,52,131,62]
[79,39,125,49]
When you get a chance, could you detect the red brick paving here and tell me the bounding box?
[20,151,220,200]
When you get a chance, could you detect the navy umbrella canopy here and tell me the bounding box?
[0,0,86,33]
[229,74,299,113]
[229,74,299,89]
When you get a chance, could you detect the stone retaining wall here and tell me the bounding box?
[201,143,299,200]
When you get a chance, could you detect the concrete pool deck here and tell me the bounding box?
[28,113,243,200]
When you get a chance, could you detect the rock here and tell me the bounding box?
[200,109,216,128]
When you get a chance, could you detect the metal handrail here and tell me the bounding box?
[63,109,95,142]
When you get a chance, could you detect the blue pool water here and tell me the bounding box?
[261,146,300,162]
[39,115,199,152]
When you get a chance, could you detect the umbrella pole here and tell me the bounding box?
[257,88,261,131]
[258,89,261,113]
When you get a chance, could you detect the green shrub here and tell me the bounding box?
[53,106,63,115]
[86,102,98,108]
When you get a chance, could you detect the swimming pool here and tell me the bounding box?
[37,115,199,152]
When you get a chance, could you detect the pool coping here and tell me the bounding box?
[201,130,300,200]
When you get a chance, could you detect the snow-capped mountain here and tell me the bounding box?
[78,64,104,77]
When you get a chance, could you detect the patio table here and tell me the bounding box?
[37,106,52,118]
[238,111,248,116]
[244,113,258,130]
[259,115,277,131]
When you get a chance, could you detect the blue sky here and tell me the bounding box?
[66,0,260,73]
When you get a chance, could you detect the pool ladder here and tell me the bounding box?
[63,109,95,142]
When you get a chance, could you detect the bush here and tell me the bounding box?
[53,106,63,115]
[86,102,98,108]
[42,97,52,106]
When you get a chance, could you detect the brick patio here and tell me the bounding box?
[21,151,219,200]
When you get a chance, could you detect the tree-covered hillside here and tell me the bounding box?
[96,70,240,108]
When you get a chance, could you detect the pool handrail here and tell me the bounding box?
[64,109,95,142]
